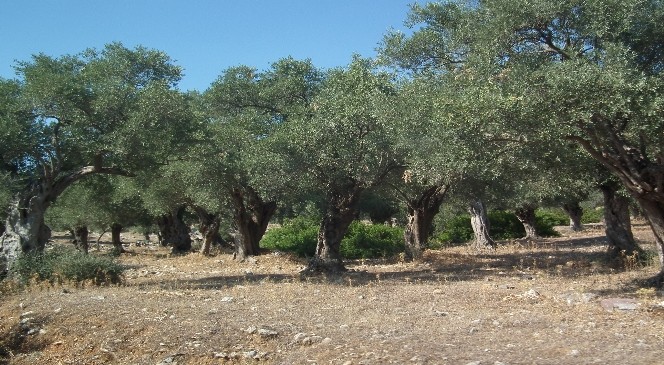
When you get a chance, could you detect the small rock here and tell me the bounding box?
[257,328,278,337]
[433,310,449,317]
[220,296,234,303]
[243,350,258,359]
[433,289,443,294]
[569,349,580,356]
[522,289,540,299]
[244,326,257,334]
[20,311,34,318]
[294,333,307,342]
[465,361,481,365]
[321,337,332,345]
[601,298,639,311]
[498,284,516,289]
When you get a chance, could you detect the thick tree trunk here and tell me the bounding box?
[635,198,664,285]
[306,188,363,273]
[192,207,222,256]
[156,206,192,254]
[562,201,584,232]
[110,223,126,254]
[0,196,51,276]
[514,204,539,239]
[73,226,89,254]
[468,200,496,249]
[0,163,133,277]
[403,185,448,260]
[600,183,643,265]
[231,187,277,260]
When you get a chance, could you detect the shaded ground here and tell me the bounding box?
[1,224,663,364]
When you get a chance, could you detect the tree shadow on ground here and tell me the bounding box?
[133,234,655,295]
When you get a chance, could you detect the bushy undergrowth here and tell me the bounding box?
[435,210,561,244]
[11,246,124,285]
[262,218,404,259]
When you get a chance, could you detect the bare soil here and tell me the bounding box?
[1,224,664,365]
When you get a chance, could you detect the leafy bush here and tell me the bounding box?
[536,208,568,226]
[434,214,474,244]
[435,209,561,244]
[262,218,404,259]
[581,207,604,224]
[12,246,124,285]
[341,222,404,259]
[261,217,318,257]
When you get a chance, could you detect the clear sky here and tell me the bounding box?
[1,1,423,92]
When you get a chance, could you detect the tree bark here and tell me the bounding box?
[1,195,51,276]
[562,201,584,231]
[600,183,643,265]
[73,226,89,254]
[110,223,126,254]
[635,198,664,285]
[468,200,496,249]
[403,185,448,260]
[231,187,277,260]
[192,206,223,256]
[514,204,539,239]
[0,163,133,276]
[156,206,192,254]
[306,187,363,273]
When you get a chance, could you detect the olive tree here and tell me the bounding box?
[275,58,404,272]
[0,43,193,274]
[203,58,324,260]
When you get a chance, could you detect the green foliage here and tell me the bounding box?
[262,219,404,259]
[261,217,319,257]
[581,207,605,224]
[434,214,474,244]
[435,210,561,244]
[11,246,124,285]
[340,222,404,259]
[533,210,562,237]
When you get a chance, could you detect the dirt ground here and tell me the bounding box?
[1,224,664,365]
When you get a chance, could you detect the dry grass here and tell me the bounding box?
[1,224,664,365]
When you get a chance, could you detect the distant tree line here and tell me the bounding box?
[1,0,664,284]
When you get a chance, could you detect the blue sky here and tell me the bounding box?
[1,1,423,91]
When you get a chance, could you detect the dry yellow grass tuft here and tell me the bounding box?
[1,225,663,364]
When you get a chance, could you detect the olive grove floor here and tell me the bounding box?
[1,224,663,365]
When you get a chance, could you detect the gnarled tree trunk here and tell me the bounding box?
[636,198,664,284]
[468,200,496,249]
[306,187,363,273]
[562,201,584,232]
[110,223,126,254]
[73,225,89,254]
[192,206,223,256]
[156,206,192,254]
[231,187,277,260]
[515,204,539,239]
[1,193,51,276]
[403,185,449,261]
[600,183,642,264]
[0,162,133,276]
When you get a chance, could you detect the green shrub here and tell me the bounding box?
[261,217,318,257]
[581,207,604,223]
[435,209,560,244]
[434,214,474,244]
[12,246,124,285]
[262,218,404,259]
[536,208,568,226]
[341,222,404,259]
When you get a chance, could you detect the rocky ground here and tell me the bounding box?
[1,224,664,364]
